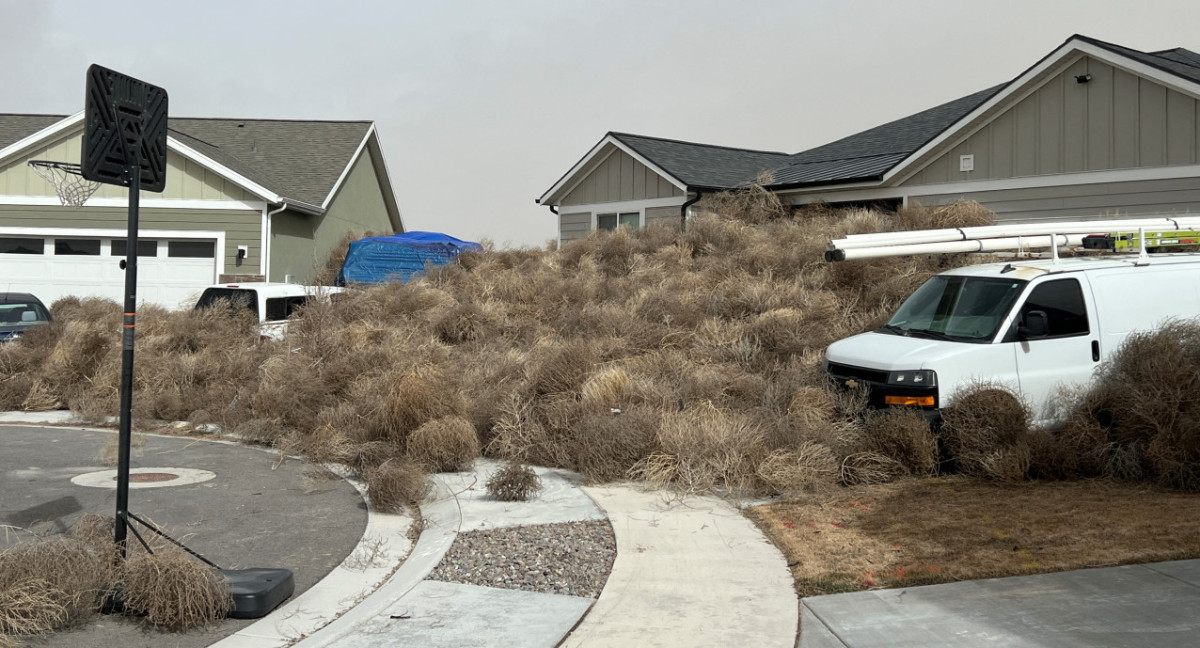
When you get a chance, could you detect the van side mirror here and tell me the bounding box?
[1018,310,1049,340]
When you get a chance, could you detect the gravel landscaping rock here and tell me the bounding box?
[428,520,615,598]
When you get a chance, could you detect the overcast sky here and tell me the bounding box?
[4,1,1200,247]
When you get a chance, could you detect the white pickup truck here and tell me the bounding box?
[193,282,343,340]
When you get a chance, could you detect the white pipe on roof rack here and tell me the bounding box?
[829,216,1200,250]
[829,233,1087,262]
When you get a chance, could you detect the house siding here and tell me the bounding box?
[304,148,395,282]
[903,57,1200,186]
[0,204,260,274]
[645,205,682,230]
[269,210,315,282]
[0,131,254,202]
[909,176,1200,223]
[561,147,683,206]
[559,212,590,242]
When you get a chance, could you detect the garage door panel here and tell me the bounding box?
[0,233,218,309]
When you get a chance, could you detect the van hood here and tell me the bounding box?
[825,331,982,371]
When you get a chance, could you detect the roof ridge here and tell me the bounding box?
[610,132,790,156]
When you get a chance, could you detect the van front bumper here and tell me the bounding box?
[826,362,940,414]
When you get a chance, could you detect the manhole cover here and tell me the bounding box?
[73,467,216,489]
[119,472,178,483]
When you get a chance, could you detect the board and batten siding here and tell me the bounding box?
[0,204,261,275]
[559,212,590,242]
[299,148,395,282]
[561,146,683,206]
[910,175,1200,223]
[903,56,1200,187]
[0,131,255,202]
[645,205,682,229]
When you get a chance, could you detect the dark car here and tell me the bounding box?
[0,293,53,342]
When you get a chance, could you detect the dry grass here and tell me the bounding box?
[119,548,231,631]
[749,476,1200,597]
[486,462,543,501]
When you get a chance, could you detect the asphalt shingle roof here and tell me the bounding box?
[574,36,1200,195]
[609,133,791,189]
[0,114,371,208]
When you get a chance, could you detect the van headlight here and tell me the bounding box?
[886,370,937,387]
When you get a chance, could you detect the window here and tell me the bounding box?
[168,241,216,258]
[1018,279,1089,337]
[0,238,45,254]
[195,288,258,317]
[264,296,309,322]
[55,239,101,255]
[111,239,158,257]
[597,212,639,231]
[886,276,1027,342]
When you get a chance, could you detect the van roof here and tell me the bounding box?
[942,253,1200,280]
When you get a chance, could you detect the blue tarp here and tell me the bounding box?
[335,231,483,285]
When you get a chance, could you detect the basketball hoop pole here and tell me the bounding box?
[114,162,140,557]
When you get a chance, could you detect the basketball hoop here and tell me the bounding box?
[28,160,102,207]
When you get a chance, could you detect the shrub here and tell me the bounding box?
[939,385,1031,480]
[862,408,938,476]
[486,462,542,501]
[119,549,231,631]
[632,402,766,493]
[0,535,114,634]
[365,459,431,512]
[569,406,659,482]
[382,368,467,440]
[406,416,480,472]
[756,443,839,495]
[839,452,905,485]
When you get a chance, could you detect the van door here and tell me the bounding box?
[1004,276,1100,420]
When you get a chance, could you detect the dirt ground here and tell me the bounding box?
[747,476,1200,597]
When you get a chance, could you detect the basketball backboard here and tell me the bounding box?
[82,64,168,192]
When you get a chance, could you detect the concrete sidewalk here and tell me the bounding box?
[801,559,1200,647]
[562,486,799,648]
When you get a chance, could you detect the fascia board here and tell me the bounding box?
[166,137,282,203]
[0,112,84,167]
[364,127,405,232]
[883,37,1200,186]
[321,125,373,209]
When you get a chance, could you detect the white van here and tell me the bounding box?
[825,254,1200,423]
[193,282,343,340]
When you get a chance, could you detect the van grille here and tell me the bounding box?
[826,362,889,384]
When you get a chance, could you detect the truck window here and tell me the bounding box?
[1019,278,1089,337]
[195,288,258,317]
[264,296,309,322]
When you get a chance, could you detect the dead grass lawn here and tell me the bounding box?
[747,476,1200,597]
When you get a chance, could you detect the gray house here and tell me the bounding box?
[538,34,1200,242]
[0,113,402,307]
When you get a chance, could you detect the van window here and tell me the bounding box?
[886,276,1027,342]
[1019,278,1089,337]
[264,296,308,322]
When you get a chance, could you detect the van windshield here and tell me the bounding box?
[883,276,1027,342]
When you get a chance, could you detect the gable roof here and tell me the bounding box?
[0,113,397,221]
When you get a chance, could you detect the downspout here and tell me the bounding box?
[265,202,289,281]
[680,190,702,231]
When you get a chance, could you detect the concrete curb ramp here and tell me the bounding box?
[800,559,1200,647]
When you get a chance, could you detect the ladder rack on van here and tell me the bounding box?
[825,216,1200,262]
[1082,230,1200,251]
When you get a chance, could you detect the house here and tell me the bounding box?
[538,34,1200,243]
[0,113,403,307]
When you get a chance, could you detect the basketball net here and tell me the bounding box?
[28,161,103,207]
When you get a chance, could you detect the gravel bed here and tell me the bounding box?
[427,520,615,598]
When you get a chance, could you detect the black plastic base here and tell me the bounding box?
[222,568,295,619]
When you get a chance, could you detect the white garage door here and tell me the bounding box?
[0,234,219,309]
